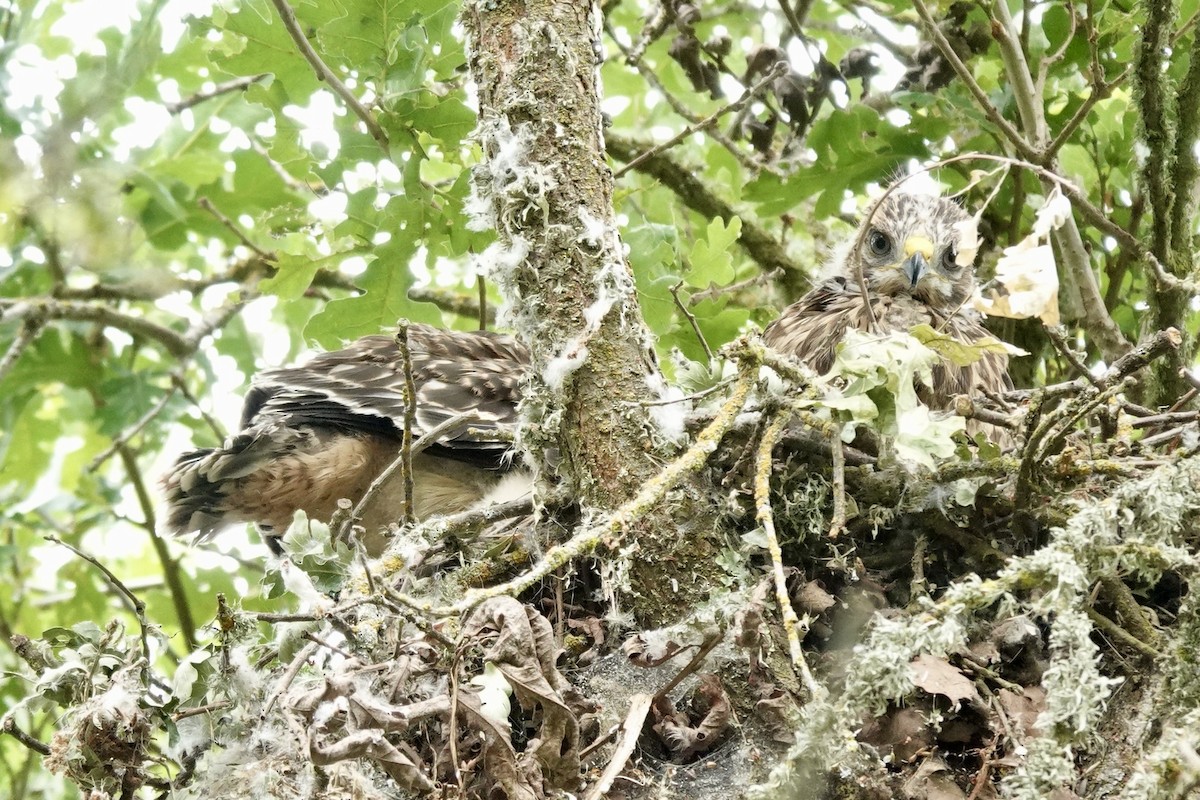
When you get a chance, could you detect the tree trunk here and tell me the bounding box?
[462,1,723,625]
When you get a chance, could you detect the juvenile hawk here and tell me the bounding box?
[763,191,1011,408]
[162,325,531,554]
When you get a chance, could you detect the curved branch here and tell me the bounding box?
[911,0,1040,162]
[267,0,389,153]
[0,298,191,357]
[606,132,809,291]
[1135,0,1176,260]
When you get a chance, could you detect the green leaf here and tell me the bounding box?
[259,252,335,299]
[909,323,1029,366]
[801,329,966,471]
[304,255,443,347]
[685,216,741,288]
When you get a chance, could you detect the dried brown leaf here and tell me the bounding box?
[795,580,837,615]
[901,756,967,800]
[859,705,934,763]
[997,686,1046,740]
[308,728,434,793]
[649,675,732,761]
[462,597,581,786]
[623,633,685,667]
[910,655,980,708]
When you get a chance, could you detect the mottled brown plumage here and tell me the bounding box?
[162,324,531,553]
[764,191,1011,411]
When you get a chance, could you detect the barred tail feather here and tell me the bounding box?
[160,447,244,542]
[160,423,308,542]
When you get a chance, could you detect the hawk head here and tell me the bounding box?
[845,192,975,311]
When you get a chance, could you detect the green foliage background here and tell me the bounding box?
[0,0,1197,796]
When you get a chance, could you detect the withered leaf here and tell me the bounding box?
[794,580,837,615]
[623,633,685,667]
[462,597,581,787]
[902,756,967,800]
[997,686,1046,740]
[910,655,980,708]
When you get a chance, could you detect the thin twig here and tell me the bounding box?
[344,410,485,541]
[613,63,788,179]
[198,197,275,261]
[262,640,319,718]
[0,298,191,357]
[0,318,42,384]
[605,132,808,286]
[578,695,648,800]
[1035,378,1131,462]
[1131,410,1199,429]
[90,380,181,471]
[171,701,232,721]
[670,280,713,361]
[267,0,389,152]
[166,74,268,114]
[396,322,417,524]
[184,291,259,351]
[44,535,152,675]
[476,275,488,331]
[603,20,773,178]
[171,372,226,441]
[303,632,355,659]
[629,378,734,408]
[1045,326,1100,385]
[116,444,199,652]
[953,397,1019,430]
[652,627,723,701]
[688,269,781,306]
[754,410,820,695]
[406,372,755,617]
[827,424,846,538]
[1086,607,1160,659]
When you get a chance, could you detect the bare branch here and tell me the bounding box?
[0,718,50,756]
[0,298,191,357]
[606,132,809,290]
[0,318,43,384]
[116,445,199,653]
[910,0,1040,162]
[198,197,276,261]
[603,20,775,178]
[613,63,787,179]
[267,0,389,152]
[44,534,152,678]
[166,74,268,114]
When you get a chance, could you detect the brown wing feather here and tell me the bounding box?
[764,279,1012,406]
[162,324,531,545]
[245,324,527,455]
[762,277,870,374]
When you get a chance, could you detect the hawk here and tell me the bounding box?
[763,191,1012,413]
[162,324,531,554]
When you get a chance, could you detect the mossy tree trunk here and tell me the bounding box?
[462,0,723,626]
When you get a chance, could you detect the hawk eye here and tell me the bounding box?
[867,230,891,256]
[942,246,960,270]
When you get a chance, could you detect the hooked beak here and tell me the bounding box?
[902,235,934,288]
[902,252,929,288]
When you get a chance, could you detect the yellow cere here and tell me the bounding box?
[903,235,934,260]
